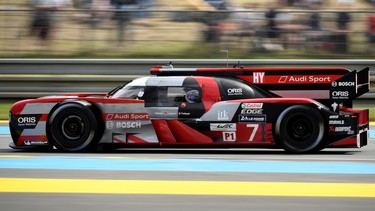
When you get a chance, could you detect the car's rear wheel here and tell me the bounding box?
[274,105,325,153]
[47,102,100,152]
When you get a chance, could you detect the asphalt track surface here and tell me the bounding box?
[0,123,374,211]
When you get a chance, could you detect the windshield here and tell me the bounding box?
[109,77,149,99]
[112,86,145,99]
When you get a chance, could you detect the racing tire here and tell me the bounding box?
[47,102,101,152]
[274,105,325,153]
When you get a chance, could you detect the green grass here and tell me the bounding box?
[0,102,13,121]
[0,102,373,121]
[355,107,374,122]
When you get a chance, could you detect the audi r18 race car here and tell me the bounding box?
[9,64,370,153]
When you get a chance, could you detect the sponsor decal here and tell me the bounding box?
[223,132,236,142]
[17,116,36,125]
[227,88,243,96]
[106,121,142,129]
[329,126,335,132]
[278,75,332,84]
[153,111,177,115]
[13,114,42,129]
[332,81,355,87]
[331,91,349,99]
[178,112,191,116]
[338,82,355,87]
[239,114,266,122]
[329,126,354,134]
[241,109,263,115]
[253,72,265,84]
[105,113,150,121]
[210,123,236,131]
[241,103,263,109]
[329,115,339,119]
[334,126,352,132]
[106,121,114,129]
[23,140,48,145]
[116,122,141,129]
[310,76,332,83]
[180,103,187,108]
[329,120,345,125]
[217,110,229,120]
[331,102,339,112]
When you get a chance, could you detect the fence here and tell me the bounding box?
[1,8,375,58]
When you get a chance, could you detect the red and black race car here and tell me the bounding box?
[9,64,370,153]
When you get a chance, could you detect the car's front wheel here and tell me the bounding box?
[47,102,101,152]
[274,105,325,153]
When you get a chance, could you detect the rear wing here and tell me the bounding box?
[151,65,370,109]
[329,67,370,112]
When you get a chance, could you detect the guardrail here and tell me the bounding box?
[0,59,373,99]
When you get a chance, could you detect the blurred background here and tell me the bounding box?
[0,0,375,59]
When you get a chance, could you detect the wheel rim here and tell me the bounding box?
[282,112,321,151]
[61,115,85,140]
[287,116,313,141]
[51,108,93,149]
[275,105,325,153]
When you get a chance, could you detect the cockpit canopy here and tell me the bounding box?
[111,77,149,99]
[110,76,272,101]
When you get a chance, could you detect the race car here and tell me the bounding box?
[9,64,370,153]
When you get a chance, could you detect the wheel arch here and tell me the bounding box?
[273,104,327,153]
[46,100,104,151]
[273,103,327,134]
[48,99,104,125]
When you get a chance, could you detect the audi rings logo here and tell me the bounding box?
[331,81,337,87]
